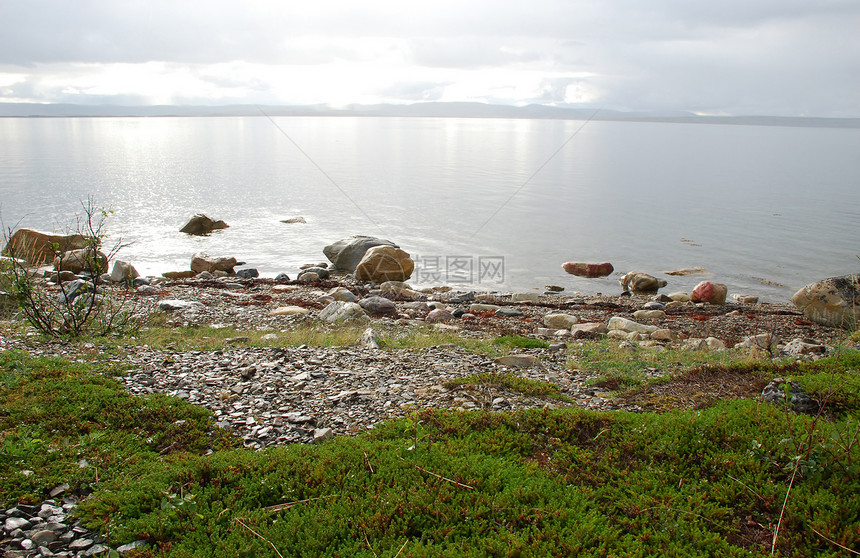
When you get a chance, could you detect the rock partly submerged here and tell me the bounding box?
[323,236,398,273]
[179,214,229,235]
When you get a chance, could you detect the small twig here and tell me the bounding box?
[401,458,474,490]
[234,518,285,558]
[362,528,379,558]
[364,450,374,474]
[264,494,337,513]
[393,539,409,557]
[726,474,767,503]
[812,527,860,555]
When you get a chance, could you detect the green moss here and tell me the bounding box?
[4,346,860,557]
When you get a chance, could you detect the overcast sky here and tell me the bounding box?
[1,0,858,116]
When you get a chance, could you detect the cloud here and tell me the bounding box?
[1,0,859,115]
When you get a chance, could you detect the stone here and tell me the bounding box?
[650,329,674,341]
[735,333,780,351]
[425,308,455,322]
[268,306,309,317]
[157,299,203,311]
[57,279,91,304]
[299,267,330,280]
[354,246,415,283]
[190,254,238,274]
[53,247,108,274]
[783,338,827,356]
[280,216,307,224]
[116,540,148,554]
[2,229,89,265]
[4,517,31,531]
[236,268,259,279]
[668,292,690,302]
[109,260,140,283]
[633,310,666,320]
[681,338,708,351]
[323,236,398,272]
[319,301,369,324]
[297,272,321,283]
[663,266,708,276]
[732,293,759,304]
[496,307,524,317]
[643,301,666,310]
[762,378,819,414]
[607,316,658,335]
[29,530,57,546]
[510,292,540,303]
[690,281,728,305]
[179,214,229,235]
[548,342,567,352]
[49,270,80,283]
[359,295,398,317]
[274,272,291,281]
[619,272,667,294]
[313,428,334,442]
[705,337,726,350]
[545,285,564,292]
[791,275,860,329]
[562,262,614,278]
[358,327,381,349]
[324,287,354,302]
[493,355,540,368]
[570,322,608,335]
[469,303,500,313]
[543,313,579,330]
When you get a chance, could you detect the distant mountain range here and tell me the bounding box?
[1,102,858,128]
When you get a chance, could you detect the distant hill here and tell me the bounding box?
[1,102,858,128]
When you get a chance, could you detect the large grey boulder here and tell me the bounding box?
[791,275,860,329]
[323,236,398,272]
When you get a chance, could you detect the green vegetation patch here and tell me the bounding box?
[443,372,572,403]
[0,350,234,504]
[3,349,859,556]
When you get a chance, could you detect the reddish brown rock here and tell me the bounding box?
[562,261,614,278]
[690,281,728,305]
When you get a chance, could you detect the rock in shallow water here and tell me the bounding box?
[562,261,614,278]
[620,272,667,294]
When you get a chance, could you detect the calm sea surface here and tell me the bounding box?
[1,116,858,302]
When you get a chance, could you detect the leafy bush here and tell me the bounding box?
[1,198,149,337]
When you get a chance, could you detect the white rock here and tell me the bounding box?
[607,316,658,335]
[633,310,666,320]
[158,299,202,311]
[511,292,540,303]
[268,306,310,317]
[319,301,369,324]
